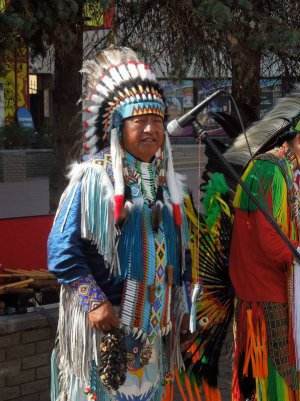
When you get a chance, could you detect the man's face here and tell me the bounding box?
[288,133,300,162]
[121,114,165,162]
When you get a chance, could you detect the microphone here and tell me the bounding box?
[167,89,226,136]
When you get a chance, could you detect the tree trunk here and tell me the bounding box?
[231,44,261,121]
[49,29,83,213]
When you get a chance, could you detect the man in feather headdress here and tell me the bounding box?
[47,45,193,401]
[224,93,300,401]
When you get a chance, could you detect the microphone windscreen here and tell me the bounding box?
[167,119,182,136]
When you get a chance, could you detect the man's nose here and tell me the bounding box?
[143,120,155,132]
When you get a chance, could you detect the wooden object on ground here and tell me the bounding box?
[0,278,34,290]
[0,269,58,294]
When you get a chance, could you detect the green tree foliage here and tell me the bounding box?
[115,0,300,112]
[0,0,80,56]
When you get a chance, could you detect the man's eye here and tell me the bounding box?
[134,119,145,125]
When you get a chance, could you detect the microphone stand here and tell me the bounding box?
[192,119,300,262]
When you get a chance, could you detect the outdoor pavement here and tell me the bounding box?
[0,170,232,400]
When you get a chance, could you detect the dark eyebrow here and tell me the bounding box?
[132,116,145,120]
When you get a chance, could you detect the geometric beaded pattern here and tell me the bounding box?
[147,226,167,344]
[68,274,108,313]
[90,148,115,186]
[116,154,171,341]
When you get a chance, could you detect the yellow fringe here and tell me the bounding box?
[272,167,289,236]
[185,195,200,283]
[256,378,268,401]
[233,161,254,208]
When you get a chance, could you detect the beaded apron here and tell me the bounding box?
[91,149,177,344]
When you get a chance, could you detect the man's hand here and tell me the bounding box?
[88,300,120,332]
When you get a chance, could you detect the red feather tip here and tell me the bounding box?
[172,204,182,226]
[114,194,125,222]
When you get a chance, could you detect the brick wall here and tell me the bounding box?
[26,150,54,177]
[0,151,26,182]
[0,150,53,182]
[0,309,58,401]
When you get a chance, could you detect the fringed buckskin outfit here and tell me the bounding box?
[48,46,192,401]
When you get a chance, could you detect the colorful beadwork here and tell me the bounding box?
[117,153,176,340]
[84,386,98,400]
[68,274,107,312]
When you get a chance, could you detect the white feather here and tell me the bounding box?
[175,172,188,199]
[89,146,98,156]
[95,83,109,97]
[102,75,115,91]
[127,62,139,79]
[85,105,99,115]
[137,63,147,80]
[165,133,184,204]
[225,91,300,167]
[86,93,104,105]
[85,115,98,126]
[86,135,98,148]
[108,66,123,85]
[66,162,86,183]
[118,64,131,81]
[84,127,96,139]
[89,93,104,104]
[110,127,124,196]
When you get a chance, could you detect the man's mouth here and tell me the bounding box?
[140,137,156,143]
